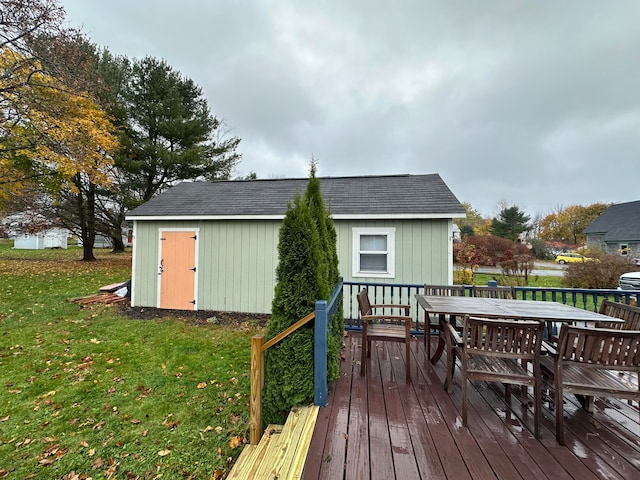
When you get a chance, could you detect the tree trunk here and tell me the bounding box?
[81,231,96,261]
[111,236,125,253]
[81,181,97,261]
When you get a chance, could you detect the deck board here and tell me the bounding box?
[301,333,640,480]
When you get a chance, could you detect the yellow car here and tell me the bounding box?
[554,252,593,264]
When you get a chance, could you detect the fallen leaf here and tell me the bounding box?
[158,449,171,457]
[90,338,100,344]
[228,435,244,449]
[79,441,89,448]
[92,457,104,469]
[0,416,9,422]
[16,438,31,447]
[166,420,180,429]
[197,382,207,389]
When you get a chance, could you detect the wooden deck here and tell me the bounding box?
[302,333,640,480]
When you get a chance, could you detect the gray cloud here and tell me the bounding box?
[62,0,640,216]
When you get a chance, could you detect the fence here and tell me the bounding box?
[342,281,638,333]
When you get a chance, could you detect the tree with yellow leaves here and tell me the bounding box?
[539,203,609,246]
[1,48,118,261]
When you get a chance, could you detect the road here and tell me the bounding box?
[473,261,565,277]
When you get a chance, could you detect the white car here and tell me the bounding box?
[619,271,640,290]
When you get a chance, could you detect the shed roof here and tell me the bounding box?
[584,200,640,241]
[126,173,466,220]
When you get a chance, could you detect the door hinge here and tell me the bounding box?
[160,237,166,240]
[191,234,197,240]
[190,267,196,272]
[190,300,196,305]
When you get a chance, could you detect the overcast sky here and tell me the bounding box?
[61,0,640,218]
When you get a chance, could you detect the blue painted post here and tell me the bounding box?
[314,300,328,406]
[487,279,498,287]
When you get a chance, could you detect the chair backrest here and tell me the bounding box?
[472,285,516,299]
[424,284,466,296]
[463,315,543,361]
[598,299,640,330]
[556,324,640,370]
[357,289,372,317]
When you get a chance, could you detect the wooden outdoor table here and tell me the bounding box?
[415,295,621,364]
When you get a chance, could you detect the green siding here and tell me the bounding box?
[131,218,453,314]
[198,220,279,313]
[334,219,451,285]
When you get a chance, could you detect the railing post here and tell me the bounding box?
[250,334,265,445]
[314,300,328,406]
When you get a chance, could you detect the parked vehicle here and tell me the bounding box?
[554,252,593,264]
[619,271,640,291]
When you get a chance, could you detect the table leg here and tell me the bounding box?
[430,314,446,364]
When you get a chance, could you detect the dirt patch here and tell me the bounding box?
[119,305,270,328]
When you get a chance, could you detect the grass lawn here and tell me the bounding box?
[472,272,562,288]
[0,240,263,479]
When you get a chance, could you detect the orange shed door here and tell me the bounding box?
[159,230,197,310]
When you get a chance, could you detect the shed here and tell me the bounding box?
[13,228,69,250]
[125,173,465,314]
[585,200,640,257]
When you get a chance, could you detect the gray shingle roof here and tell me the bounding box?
[585,200,640,241]
[126,173,465,219]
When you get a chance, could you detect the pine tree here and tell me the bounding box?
[491,205,531,241]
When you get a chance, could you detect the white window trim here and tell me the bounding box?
[352,227,396,278]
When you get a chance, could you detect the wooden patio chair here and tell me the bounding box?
[549,324,640,445]
[357,288,412,384]
[423,284,466,362]
[598,299,640,330]
[459,315,545,438]
[472,285,516,299]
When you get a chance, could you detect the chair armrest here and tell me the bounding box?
[362,314,413,325]
[444,321,463,346]
[371,303,411,315]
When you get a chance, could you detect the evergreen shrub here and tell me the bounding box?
[262,193,329,425]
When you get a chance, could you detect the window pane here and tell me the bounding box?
[360,253,387,272]
[360,234,387,252]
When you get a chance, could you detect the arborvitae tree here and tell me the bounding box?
[262,193,330,425]
[304,162,342,383]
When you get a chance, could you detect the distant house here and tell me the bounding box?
[2,212,69,250]
[12,227,69,250]
[585,200,640,257]
[125,174,466,314]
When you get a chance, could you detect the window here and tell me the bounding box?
[352,227,395,278]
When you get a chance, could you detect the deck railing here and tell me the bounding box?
[249,279,342,445]
[342,281,638,333]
